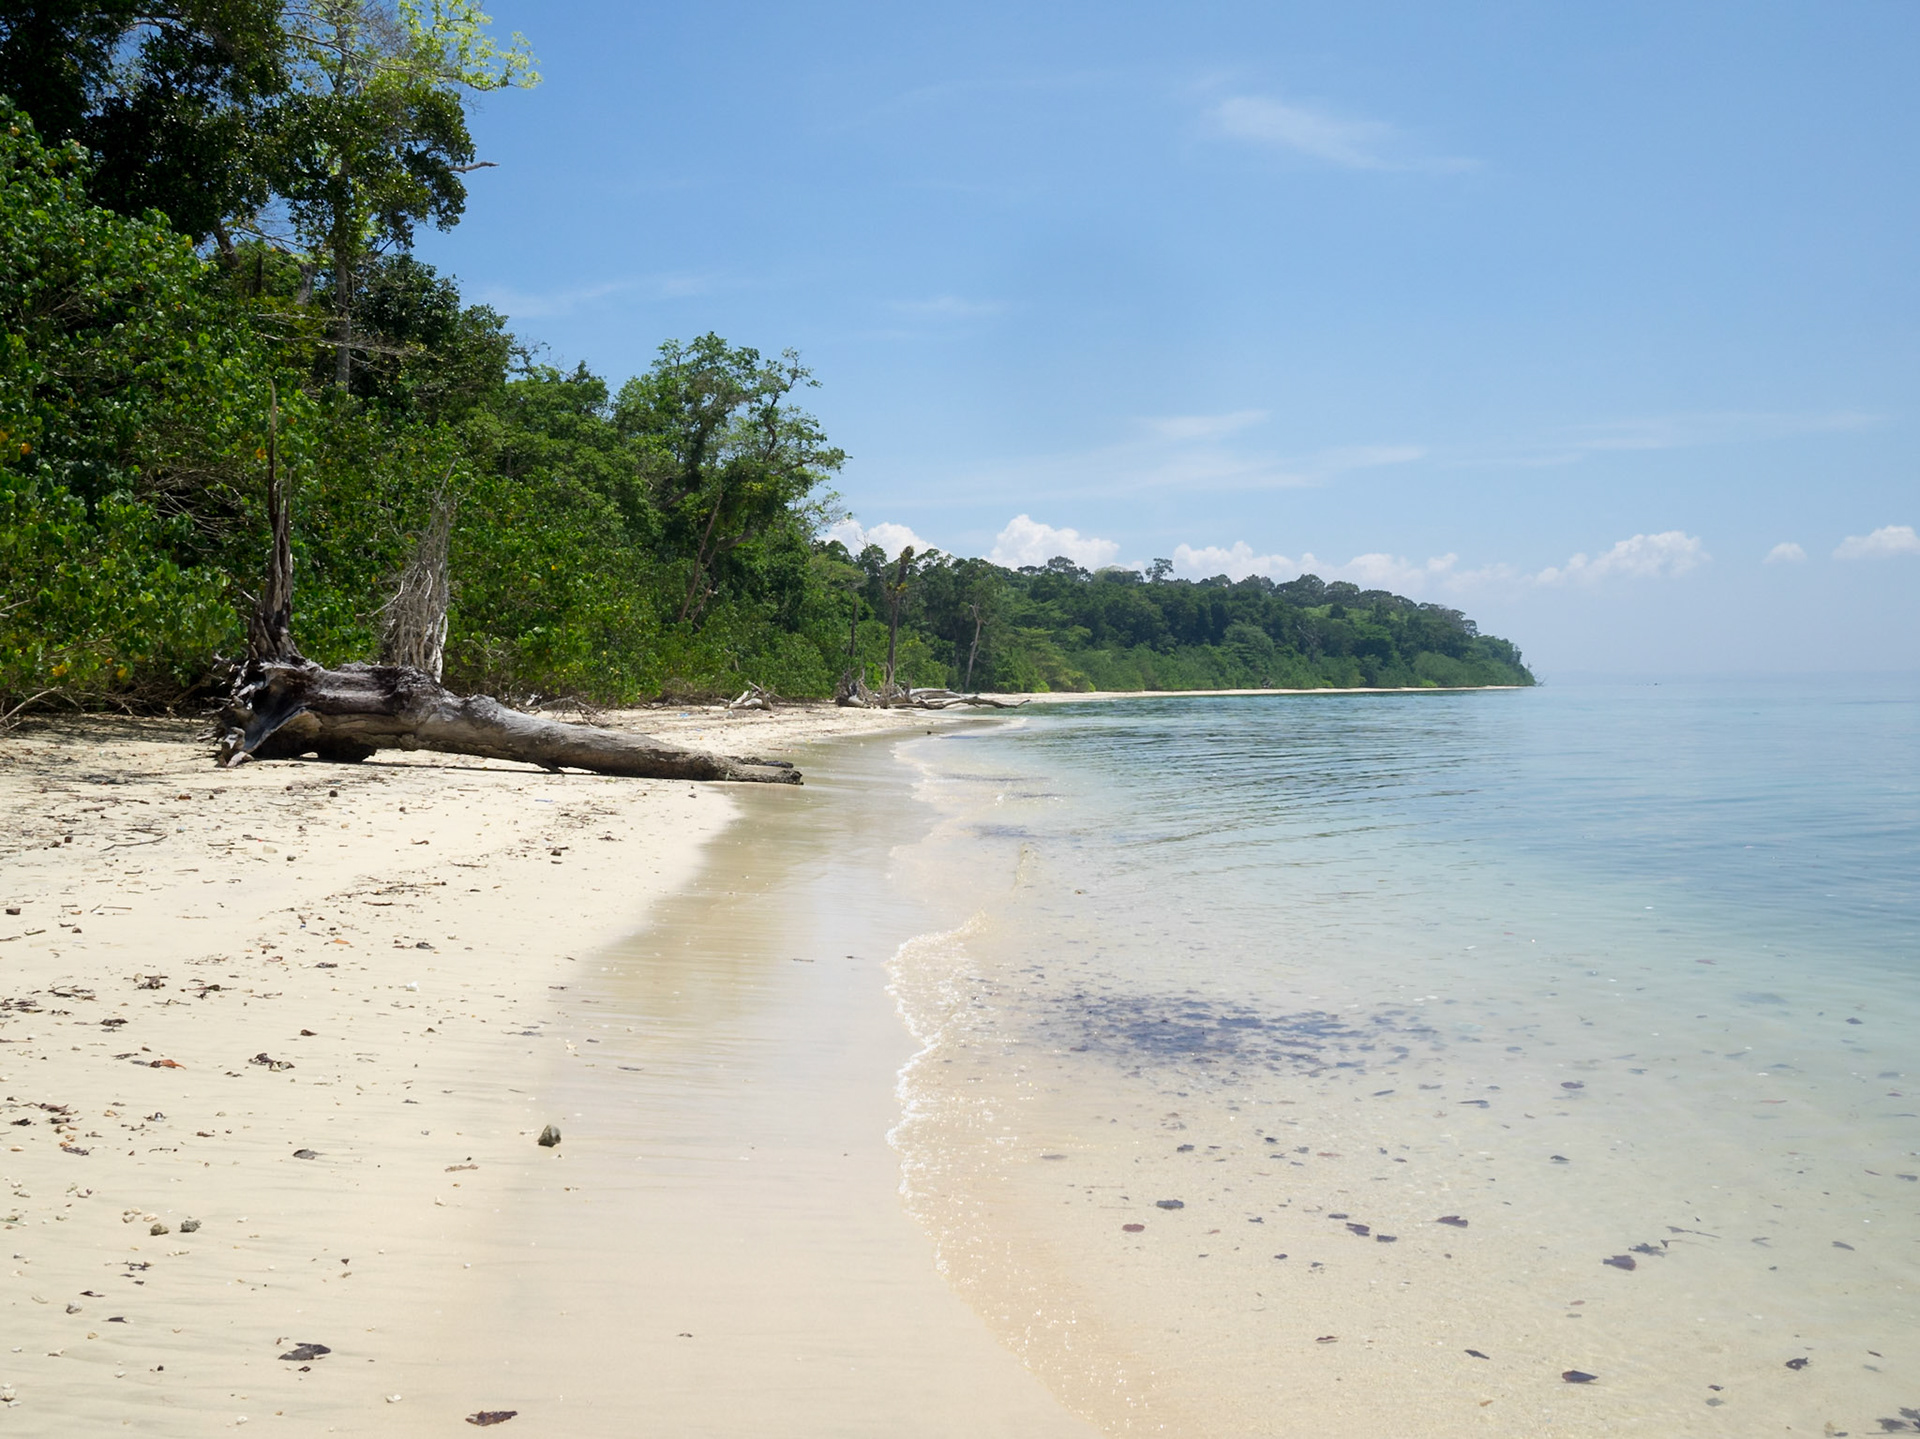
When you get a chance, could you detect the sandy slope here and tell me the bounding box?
[0,704,1089,1436]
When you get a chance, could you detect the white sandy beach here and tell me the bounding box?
[0,705,1095,1436]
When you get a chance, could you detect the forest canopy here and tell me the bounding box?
[0,2,1531,711]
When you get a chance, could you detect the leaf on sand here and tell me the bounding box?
[467,1411,518,1426]
[1562,1370,1598,1384]
[1602,1254,1636,1271]
[279,1343,330,1361]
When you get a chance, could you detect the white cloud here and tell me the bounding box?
[1834,524,1920,560]
[1168,543,1477,596]
[1210,94,1474,173]
[825,518,928,560]
[1171,541,1297,580]
[1166,530,1708,596]
[990,515,1120,570]
[1341,552,1470,592]
[1764,541,1807,565]
[1536,531,1708,585]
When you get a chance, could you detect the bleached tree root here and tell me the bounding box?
[726,682,778,713]
[216,660,801,783]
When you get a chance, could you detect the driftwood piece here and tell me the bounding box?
[726,682,778,713]
[216,660,801,783]
[834,669,876,707]
[377,483,454,681]
[903,688,1030,710]
[831,675,1026,711]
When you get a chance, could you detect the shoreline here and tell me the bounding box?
[1013,684,1530,703]
[0,706,1086,1434]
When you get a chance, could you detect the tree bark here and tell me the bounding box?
[217,660,801,783]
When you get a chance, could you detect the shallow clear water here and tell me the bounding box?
[889,679,1920,1437]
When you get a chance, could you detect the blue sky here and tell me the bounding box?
[416,1,1919,675]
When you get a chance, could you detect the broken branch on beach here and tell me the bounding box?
[214,390,799,783]
[216,660,801,783]
[833,674,1027,710]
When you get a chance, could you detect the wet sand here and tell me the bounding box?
[0,708,1091,1435]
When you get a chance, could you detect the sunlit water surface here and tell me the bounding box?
[888,679,1920,1438]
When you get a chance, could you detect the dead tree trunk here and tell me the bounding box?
[217,661,799,782]
[378,483,454,681]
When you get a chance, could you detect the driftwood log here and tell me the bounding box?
[216,398,798,784]
[217,660,801,783]
[726,682,778,713]
[833,672,1027,711]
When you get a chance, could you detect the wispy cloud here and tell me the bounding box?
[1765,541,1806,565]
[825,518,928,560]
[1210,94,1475,173]
[1143,409,1269,442]
[1834,524,1920,560]
[891,295,1007,321]
[473,273,713,319]
[959,414,1422,501]
[990,515,1120,570]
[944,405,1873,513]
[1467,410,1880,469]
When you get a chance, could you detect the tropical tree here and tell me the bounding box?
[0,0,289,242]
[268,0,536,384]
[614,335,846,624]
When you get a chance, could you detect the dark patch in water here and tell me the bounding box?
[1038,992,1440,1075]
[968,824,1036,839]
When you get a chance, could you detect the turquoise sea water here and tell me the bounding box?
[888,679,1920,1437]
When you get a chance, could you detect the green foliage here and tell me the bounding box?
[0,471,238,699]
[0,100,265,701]
[0,0,288,241]
[614,334,844,626]
[894,561,1533,694]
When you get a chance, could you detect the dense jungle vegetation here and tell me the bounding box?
[0,1,1532,712]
